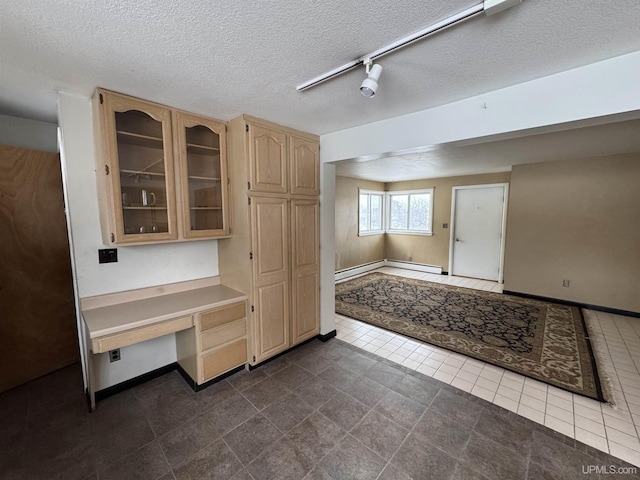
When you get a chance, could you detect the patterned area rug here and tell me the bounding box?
[335,273,604,401]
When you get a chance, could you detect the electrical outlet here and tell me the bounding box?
[407,255,412,261]
[99,248,118,264]
[109,349,121,362]
[562,279,570,287]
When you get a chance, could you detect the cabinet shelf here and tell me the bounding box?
[187,143,221,156]
[117,130,164,148]
[188,175,222,181]
[191,207,222,210]
[120,166,166,178]
[123,206,168,210]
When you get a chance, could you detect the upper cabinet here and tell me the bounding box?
[248,124,287,195]
[173,111,229,239]
[248,122,319,196]
[289,135,320,196]
[93,89,229,245]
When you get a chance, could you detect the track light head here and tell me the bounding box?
[360,60,383,98]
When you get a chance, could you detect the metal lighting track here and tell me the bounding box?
[296,0,520,92]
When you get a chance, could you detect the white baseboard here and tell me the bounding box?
[335,261,385,282]
[384,260,442,275]
[335,260,442,282]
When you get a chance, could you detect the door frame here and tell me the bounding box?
[448,183,509,283]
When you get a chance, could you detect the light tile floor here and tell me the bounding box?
[335,267,640,467]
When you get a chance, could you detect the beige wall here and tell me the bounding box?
[334,172,510,271]
[503,153,640,313]
[334,176,385,270]
[385,172,511,269]
[335,154,640,313]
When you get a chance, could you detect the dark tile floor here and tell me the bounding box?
[2,339,639,480]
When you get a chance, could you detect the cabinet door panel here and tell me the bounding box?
[250,197,290,362]
[252,198,288,280]
[290,200,319,344]
[291,270,319,344]
[174,111,229,238]
[249,124,287,194]
[255,281,289,361]
[290,136,320,196]
[291,201,319,269]
[99,91,178,243]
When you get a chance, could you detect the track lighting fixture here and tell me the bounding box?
[360,59,383,98]
[296,0,522,94]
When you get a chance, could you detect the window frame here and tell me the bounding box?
[358,187,434,237]
[386,188,434,236]
[358,189,385,236]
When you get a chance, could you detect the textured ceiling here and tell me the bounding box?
[335,117,640,181]
[1,0,640,179]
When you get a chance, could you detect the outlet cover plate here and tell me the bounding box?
[99,248,118,264]
[109,349,121,362]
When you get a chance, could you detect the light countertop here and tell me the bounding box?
[83,284,247,338]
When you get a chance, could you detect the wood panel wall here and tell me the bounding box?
[0,144,78,393]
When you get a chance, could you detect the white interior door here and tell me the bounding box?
[450,184,508,282]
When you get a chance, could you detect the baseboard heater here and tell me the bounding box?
[335,259,442,282]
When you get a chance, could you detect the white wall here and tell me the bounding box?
[58,91,220,389]
[0,113,58,152]
[319,163,336,335]
[321,50,640,162]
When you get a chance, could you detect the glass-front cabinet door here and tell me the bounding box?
[98,91,177,243]
[174,111,229,238]
[94,89,230,244]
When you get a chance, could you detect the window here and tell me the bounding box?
[359,189,384,235]
[387,188,433,235]
[358,188,433,236]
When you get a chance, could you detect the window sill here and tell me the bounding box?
[387,231,433,236]
[358,231,432,237]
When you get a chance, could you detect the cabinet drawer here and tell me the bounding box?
[200,302,246,332]
[201,339,247,382]
[200,319,246,352]
[92,315,193,353]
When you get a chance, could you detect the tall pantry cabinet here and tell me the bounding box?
[219,115,320,365]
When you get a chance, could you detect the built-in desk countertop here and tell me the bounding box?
[81,278,247,409]
[83,284,246,341]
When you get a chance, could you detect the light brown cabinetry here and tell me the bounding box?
[290,199,320,344]
[251,196,290,359]
[176,300,247,385]
[289,136,321,196]
[173,111,229,238]
[248,125,288,194]
[219,115,320,365]
[92,89,229,244]
[82,279,246,409]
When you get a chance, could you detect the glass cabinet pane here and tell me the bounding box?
[184,124,224,232]
[115,110,170,235]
